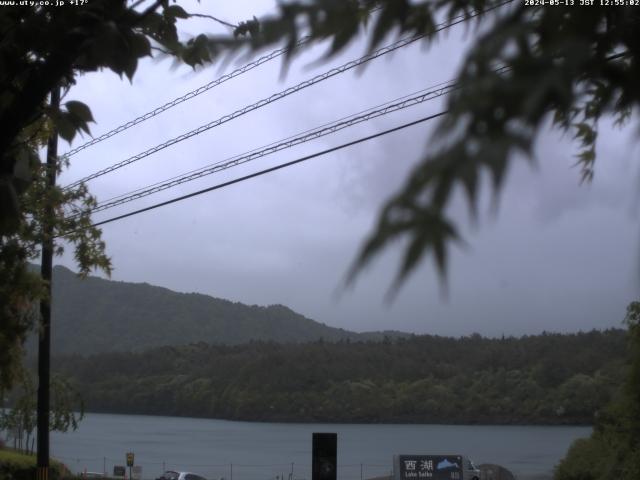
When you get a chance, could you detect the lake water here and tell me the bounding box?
[48,413,590,480]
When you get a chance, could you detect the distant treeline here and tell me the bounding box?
[54,329,629,425]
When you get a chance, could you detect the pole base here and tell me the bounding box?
[37,466,49,480]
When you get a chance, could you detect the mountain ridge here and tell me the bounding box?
[44,264,409,355]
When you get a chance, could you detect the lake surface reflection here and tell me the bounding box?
[50,413,590,480]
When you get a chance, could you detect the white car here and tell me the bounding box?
[463,457,481,480]
[157,471,208,480]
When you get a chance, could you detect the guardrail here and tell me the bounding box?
[54,457,393,480]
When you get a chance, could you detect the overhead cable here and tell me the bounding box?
[85,81,461,214]
[61,36,312,159]
[69,64,511,219]
[63,3,506,190]
[59,5,396,160]
[59,111,447,236]
[85,65,510,215]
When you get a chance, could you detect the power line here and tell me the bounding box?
[59,111,447,237]
[60,36,312,160]
[69,65,510,219]
[94,74,459,205]
[83,65,510,216]
[63,4,499,190]
[60,6,393,160]
[84,81,461,215]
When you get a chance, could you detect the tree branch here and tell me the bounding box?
[189,13,238,29]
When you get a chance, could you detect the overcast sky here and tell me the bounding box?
[55,0,640,337]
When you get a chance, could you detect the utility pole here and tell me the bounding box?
[37,84,60,480]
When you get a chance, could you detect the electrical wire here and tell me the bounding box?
[59,110,447,237]
[81,65,510,216]
[59,5,394,161]
[66,64,510,220]
[63,2,508,190]
[84,81,460,215]
[95,74,459,206]
[60,35,313,160]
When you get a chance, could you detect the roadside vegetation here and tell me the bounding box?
[0,448,69,480]
[0,365,84,455]
[554,302,640,480]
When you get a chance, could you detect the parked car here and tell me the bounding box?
[157,471,208,480]
[463,457,481,480]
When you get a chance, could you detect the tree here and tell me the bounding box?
[0,366,84,454]
[0,0,235,219]
[554,301,640,479]
[0,0,238,388]
[0,113,109,389]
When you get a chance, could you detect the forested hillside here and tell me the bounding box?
[44,265,405,355]
[54,329,628,425]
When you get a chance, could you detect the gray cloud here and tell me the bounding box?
[54,1,639,338]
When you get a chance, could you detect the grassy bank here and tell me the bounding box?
[0,448,70,480]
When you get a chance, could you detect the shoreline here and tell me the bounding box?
[74,410,594,428]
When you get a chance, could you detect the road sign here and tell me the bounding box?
[395,455,463,480]
[132,466,143,480]
[114,466,126,477]
[126,453,135,467]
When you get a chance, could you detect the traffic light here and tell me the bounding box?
[312,433,337,480]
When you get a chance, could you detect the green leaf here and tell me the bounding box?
[370,2,397,51]
[164,5,189,19]
[139,11,163,33]
[65,101,94,124]
[130,33,151,58]
[56,114,77,143]
[13,148,32,183]
[0,179,20,235]
[123,55,138,81]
